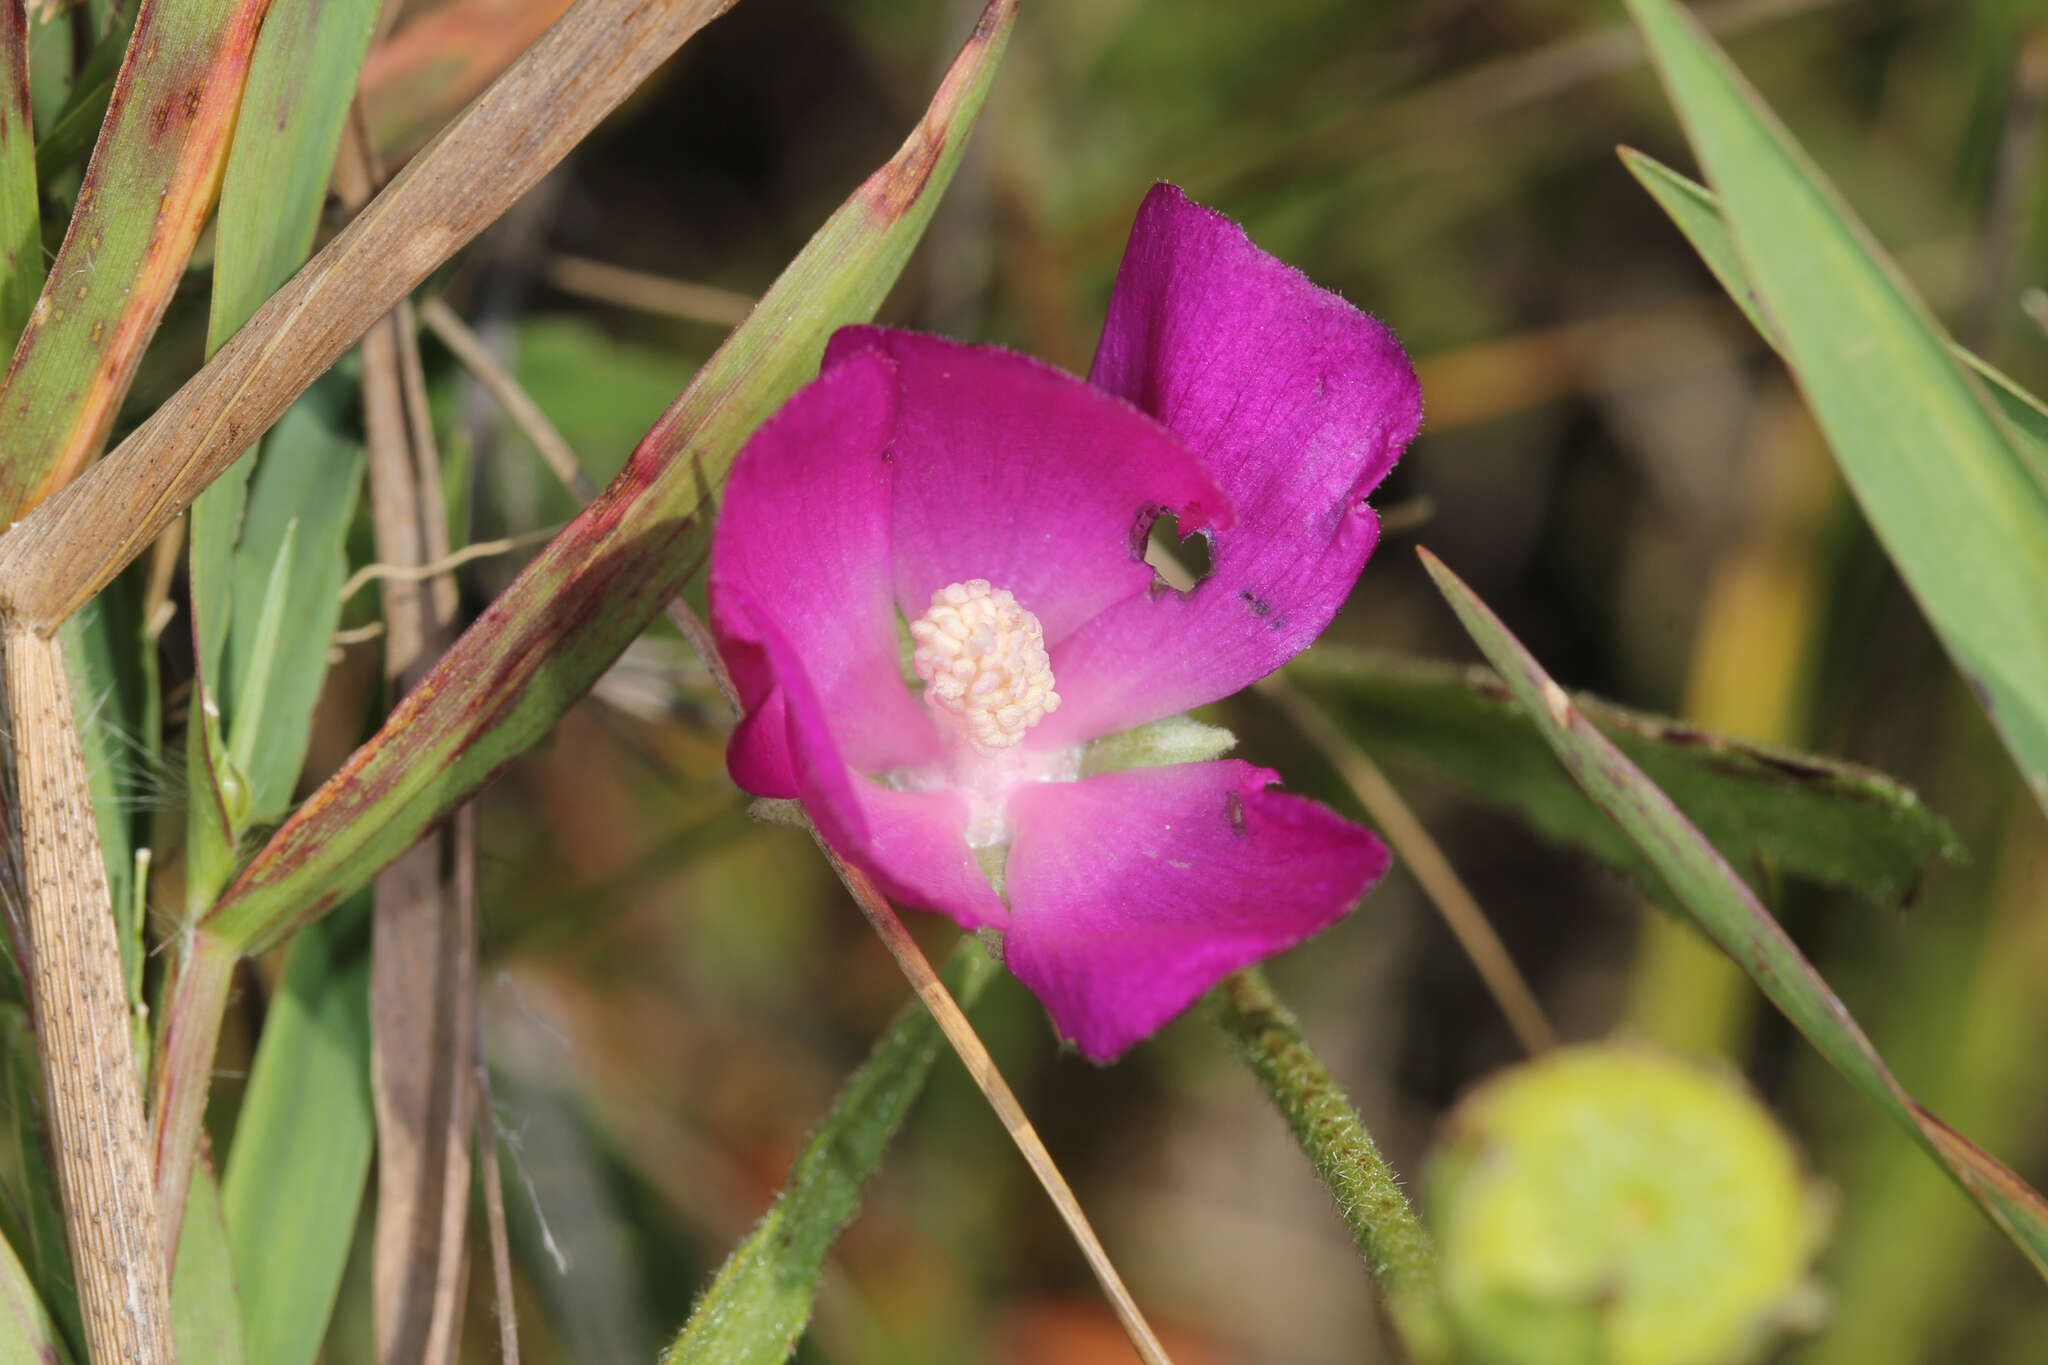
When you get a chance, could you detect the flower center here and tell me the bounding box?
[908,579,1060,753]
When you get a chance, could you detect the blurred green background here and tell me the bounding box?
[225,1,2047,1360]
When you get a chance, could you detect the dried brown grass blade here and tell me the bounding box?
[352,123,480,1352]
[0,0,736,631]
[419,295,595,501]
[476,1063,521,1365]
[0,620,173,1365]
[816,844,1177,1365]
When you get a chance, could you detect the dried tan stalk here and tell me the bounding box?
[540,253,756,328]
[476,1064,522,1365]
[0,620,174,1365]
[358,243,479,1362]
[817,845,1177,1365]
[418,295,595,500]
[1259,677,1558,1056]
[0,0,736,632]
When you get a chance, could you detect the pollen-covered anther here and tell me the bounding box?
[908,579,1061,751]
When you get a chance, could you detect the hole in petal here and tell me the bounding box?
[1141,510,1214,594]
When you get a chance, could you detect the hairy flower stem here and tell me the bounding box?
[1211,968,1447,1360]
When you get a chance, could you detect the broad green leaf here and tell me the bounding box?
[1421,548,2048,1281]
[0,1221,70,1365]
[221,909,372,1365]
[172,1162,248,1365]
[1289,646,1960,907]
[209,0,1022,952]
[1622,0,2048,816]
[0,0,273,518]
[223,377,366,824]
[666,942,998,1365]
[0,11,39,344]
[0,1007,82,1360]
[1618,149,2048,499]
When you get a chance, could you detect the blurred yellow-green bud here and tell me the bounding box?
[1426,1043,1826,1365]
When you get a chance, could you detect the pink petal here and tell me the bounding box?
[823,327,1229,644]
[1002,761,1388,1060]
[709,350,941,782]
[1040,185,1423,744]
[719,582,1010,931]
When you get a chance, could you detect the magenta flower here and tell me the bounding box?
[709,184,1422,1060]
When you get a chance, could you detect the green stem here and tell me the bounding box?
[146,927,239,1277]
[1211,968,1446,1360]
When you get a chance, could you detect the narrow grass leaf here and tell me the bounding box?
[220,909,373,1365]
[0,1006,83,1360]
[223,377,366,823]
[224,519,296,781]
[208,0,1020,952]
[209,0,379,347]
[0,0,275,518]
[30,10,130,181]
[1288,646,1960,907]
[1619,148,2048,498]
[1623,0,2048,815]
[0,1221,70,1365]
[24,5,73,134]
[1421,549,2048,1280]
[0,0,737,628]
[667,943,998,1365]
[0,14,40,343]
[171,1161,248,1365]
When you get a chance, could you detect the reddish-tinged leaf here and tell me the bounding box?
[0,7,39,344]
[205,0,1019,952]
[0,0,275,519]
[0,0,737,628]
[1419,547,2048,1281]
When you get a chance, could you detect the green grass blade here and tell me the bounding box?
[665,942,998,1365]
[1622,0,2048,816]
[224,518,297,781]
[31,10,130,181]
[0,1006,83,1360]
[1288,646,1960,907]
[207,0,1021,952]
[1619,148,2048,500]
[223,376,365,824]
[172,1161,248,1365]
[186,0,376,836]
[208,0,379,350]
[220,909,372,1365]
[0,14,40,344]
[1420,548,2048,1281]
[0,1221,71,1365]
